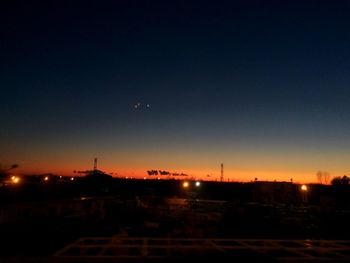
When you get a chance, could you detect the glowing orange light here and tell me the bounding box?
[11,176,20,184]
[70,177,74,181]
[44,176,49,181]
[183,181,189,188]
[301,184,308,191]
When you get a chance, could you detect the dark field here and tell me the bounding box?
[1,178,350,261]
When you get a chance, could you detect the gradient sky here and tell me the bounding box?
[1,0,350,182]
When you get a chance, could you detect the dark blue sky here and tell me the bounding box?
[1,0,350,181]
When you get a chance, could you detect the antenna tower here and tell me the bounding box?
[220,163,224,182]
[94,157,98,171]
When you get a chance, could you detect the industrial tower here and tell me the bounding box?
[93,158,98,171]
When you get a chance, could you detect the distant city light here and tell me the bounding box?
[70,177,74,181]
[195,181,201,187]
[11,176,20,184]
[183,181,189,188]
[44,176,49,181]
[301,184,308,191]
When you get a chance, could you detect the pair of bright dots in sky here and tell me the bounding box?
[134,102,150,109]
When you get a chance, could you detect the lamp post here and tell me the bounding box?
[300,184,308,203]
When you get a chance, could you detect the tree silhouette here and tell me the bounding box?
[331,175,350,186]
[147,170,158,176]
[0,163,19,178]
[316,171,330,184]
[159,170,170,175]
[317,171,330,184]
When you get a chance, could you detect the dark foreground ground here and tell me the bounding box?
[1,178,350,261]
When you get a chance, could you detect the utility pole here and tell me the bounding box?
[220,163,224,182]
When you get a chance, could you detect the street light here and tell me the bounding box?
[300,184,308,203]
[11,176,20,184]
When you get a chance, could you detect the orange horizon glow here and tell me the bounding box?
[13,166,336,184]
[4,142,349,185]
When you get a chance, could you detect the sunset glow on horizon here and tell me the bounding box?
[7,158,345,184]
[2,1,350,184]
